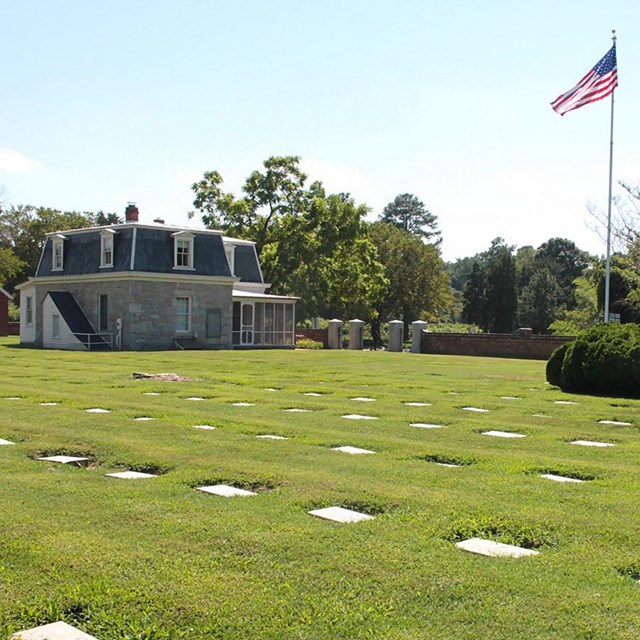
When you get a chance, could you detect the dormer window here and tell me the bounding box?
[100,229,116,268]
[52,235,66,271]
[172,231,194,270]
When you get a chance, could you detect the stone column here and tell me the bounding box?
[387,320,404,352]
[327,319,343,349]
[348,319,365,350]
[411,321,428,354]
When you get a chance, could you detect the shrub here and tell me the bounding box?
[547,323,640,397]
[546,342,569,387]
[295,338,324,350]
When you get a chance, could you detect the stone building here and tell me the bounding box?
[16,205,297,350]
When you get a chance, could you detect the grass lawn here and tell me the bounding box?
[1,337,640,639]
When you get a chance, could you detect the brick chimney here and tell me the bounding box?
[125,203,139,222]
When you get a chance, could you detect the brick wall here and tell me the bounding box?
[420,331,574,360]
[295,328,329,348]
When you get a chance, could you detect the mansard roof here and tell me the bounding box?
[35,222,263,283]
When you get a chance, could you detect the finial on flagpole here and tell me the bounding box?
[612,29,616,43]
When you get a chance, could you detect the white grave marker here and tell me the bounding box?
[332,446,375,454]
[540,474,585,483]
[571,440,615,447]
[232,402,255,407]
[351,397,376,402]
[0,438,15,445]
[36,455,89,465]
[342,414,378,420]
[482,430,526,439]
[143,392,161,396]
[134,417,154,421]
[193,424,216,430]
[404,402,432,407]
[106,471,157,479]
[410,423,444,429]
[85,408,110,413]
[456,537,539,558]
[10,620,98,640]
[186,397,205,401]
[256,435,288,440]
[283,408,311,412]
[463,407,489,413]
[39,402,59,406]
[554,400,579,405]
[304,392,323,397]
[598,420,632,426]
[308,506,374,523]
[196,484,257,497]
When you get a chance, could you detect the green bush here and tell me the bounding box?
[547,323,640,397]
[295,338,324,350]
[545,342,569,387]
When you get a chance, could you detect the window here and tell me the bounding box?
[25,296,33,325]
[52,314,60,339]
[52,236,65,270]
[98,294,108,331]
[206,308,222,338]
[172,232,194,269]
[175,296,191,333]
[100,230,115,268]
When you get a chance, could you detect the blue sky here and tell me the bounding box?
[2,1,639,261]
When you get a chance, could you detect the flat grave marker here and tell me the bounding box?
[256,434,288,440]
[463,407,490,413]
[232,402,255,407]
[482,430,526,439]
[571,440,615,447]
[106,471,157,479]
[410,423,444,429]
[185,397,205,401]
[332,445,375,455]
[134,416,154,421]
[342,414,378,420]
[193,424,216,430]
[351,397,376,402]
[36,455,89,466]
[554,400,579,405]
[598,420,632,426]
[196,484,257,497]
[39,402,59,406]
[0,438,15,445]
[404,402,432,407]
[456,537,539,558]
[540,473,585,483]
[308,506,374,523]
[85,408,110,413]
[283,408,311,413]
[304,392,323,397]
[143,392,161,396]
[10,620,99,640]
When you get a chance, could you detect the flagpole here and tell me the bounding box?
[603,29,616,323]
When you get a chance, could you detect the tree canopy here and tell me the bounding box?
[191,156,387,320]
[379,193,441,245]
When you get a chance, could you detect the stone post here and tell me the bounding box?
[327,319,343,349]
[411,321,428,354]
[387,320,404,352]
[348,319,365,350]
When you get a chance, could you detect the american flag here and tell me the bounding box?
[551,45,618,116]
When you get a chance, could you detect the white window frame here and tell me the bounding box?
[224,243,235,276]
[175,296,191,334]
[172,232,195,270]
[100,229,116,268]
[52,235,66,271]
[25,295,33,325]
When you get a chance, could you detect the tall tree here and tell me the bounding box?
[484,238,517,333]
[462,261,486,328]
[379,193,441,245]
[368,221,450,328]
[191,157,387,320]
[517,267,563,333]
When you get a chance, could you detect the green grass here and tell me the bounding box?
[1,337,640,639]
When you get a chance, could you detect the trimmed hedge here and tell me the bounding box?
[546,323,640,397]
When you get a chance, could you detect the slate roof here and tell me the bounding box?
[35,224,261,282]
[47,291,109,348]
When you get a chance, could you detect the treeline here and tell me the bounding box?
[3,155,640,335]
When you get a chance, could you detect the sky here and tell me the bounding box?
[2,1,640,262]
